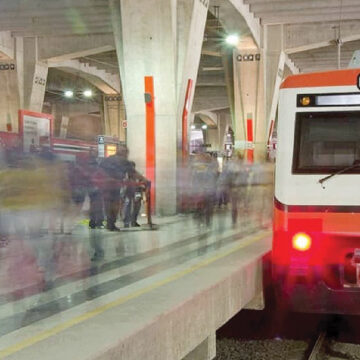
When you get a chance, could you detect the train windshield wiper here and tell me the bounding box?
[318,160,360,188]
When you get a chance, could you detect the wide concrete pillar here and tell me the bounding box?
[16,37,48,112]
[233,44,265,160]
[103,94,126,142]
[263,25,284,143]
[113,0,208,215]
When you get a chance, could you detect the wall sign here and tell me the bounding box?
[19,110,53,153]
[34,76,46,86]
[0,63,15,70]
[237,54,261,62]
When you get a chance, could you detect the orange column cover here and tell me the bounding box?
[182,79,193,164]
[145,76,155,213]
[246,116,254,163]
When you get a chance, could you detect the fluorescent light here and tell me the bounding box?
[83,89,93,98]
[191,125,196,130]
[226,34,239,46]
[64,90,74,98]
[202,124,208,130]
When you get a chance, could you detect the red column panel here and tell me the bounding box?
[246,117,254,163]
[145,76,155,213]
[182,79,193,164]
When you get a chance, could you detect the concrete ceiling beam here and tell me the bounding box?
[48,59,120,95]
[227,0,261,46]
[250,0,360,12]
[284,54,299,74]
[201,49,222,57]
[11,26,113,37]
[201,66,224,72]
[286,34,360,54]
[38,34,114,60]
[0,8,110,20]
[0,20,111,32]
[255,7,360,19]
[0,31,14,59]
[197,111,218,127]
[262,12,360,25]
[291,51,357,60]
[294,59,350,65]
[0,0,107,12]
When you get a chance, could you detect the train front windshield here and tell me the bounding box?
[293,111,360,174]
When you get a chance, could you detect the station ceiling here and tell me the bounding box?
[1,0,360,112]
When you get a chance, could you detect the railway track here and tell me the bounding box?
[306,330,360,360]
[307,332,327,360]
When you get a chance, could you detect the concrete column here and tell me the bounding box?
[183,333,216,360]
[0,60,20,132]
[103,94,126,142]
[114,0,208,215]
[0,35,19,132]
[16,37,48,112]
[263,25,284,142]
[233,46,265,160]
[176,0,209,146]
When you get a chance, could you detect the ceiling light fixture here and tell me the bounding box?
[64,90,74,98]
[225,34,239,46]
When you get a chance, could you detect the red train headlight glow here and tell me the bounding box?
[292,232,312,251]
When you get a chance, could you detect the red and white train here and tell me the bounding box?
[272,69,360,313]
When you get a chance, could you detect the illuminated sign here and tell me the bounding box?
[316,94,360,106]
[297,93,360,107]
[105,144,117,157]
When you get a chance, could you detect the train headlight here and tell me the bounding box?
[292,232,312,251]
[300,96,311,106]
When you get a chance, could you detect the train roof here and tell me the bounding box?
[281,68,360,89]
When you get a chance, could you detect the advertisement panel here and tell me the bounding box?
[18,110,53,153]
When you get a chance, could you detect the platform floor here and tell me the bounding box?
[0,211,271,359]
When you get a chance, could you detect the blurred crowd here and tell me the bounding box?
[0,144,149,239]
[0,144,273,296]
[185,150,274,228]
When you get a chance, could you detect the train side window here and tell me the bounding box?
[292,111,360,174]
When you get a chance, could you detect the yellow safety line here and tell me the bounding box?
[0,230,270,358]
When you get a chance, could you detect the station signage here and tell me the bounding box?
[19,110,53,153]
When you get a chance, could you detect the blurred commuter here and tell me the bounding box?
[219,150,249,225]
[123,161,148,228]
[0,146,69,289]
[190,152,218,226]
[87,150,104,229]
[100,145,132,231]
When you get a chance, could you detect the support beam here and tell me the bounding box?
[0,31,14,60]
[45,45,115,62]
[284,54,299,74]
[48,59,120,94]
[266,51,285,143]
[262,12,360,25]
[228,0,261,46]
[286,33,360,54]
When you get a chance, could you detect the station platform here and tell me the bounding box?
[0,213,271,360]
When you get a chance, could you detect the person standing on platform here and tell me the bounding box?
[123,161,147,228]
[100,146,131,231]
